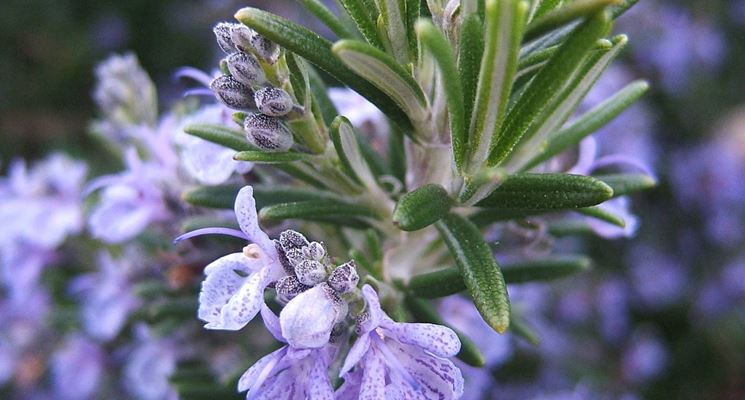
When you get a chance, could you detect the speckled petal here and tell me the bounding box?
[359,351,386,400]
[237,347,285,392]
[252,368,302,400]
[339,332,371,377]
[392,342,464,400]
[306,352,334,400]
[234,186,275,253]
[206,266,271,330]
[198,253,255,326]
[359,285,383,333]
[260,304,285,342]
[385,321,461,358]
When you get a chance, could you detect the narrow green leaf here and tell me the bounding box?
[332,40,428,123]
[576,206,625,227]
[509,313,540,345]
[286,53,310,107]
[508,35,627,170]
[307,65,339,125]
[233,150,313,163]
[594,173,657,197]
[337,0,383,48]
[379,0,410,62]
[405,0,420,59]
[404,296,486,367]
[520,80,649,171]
[276,163,329,189]
[524,0,616,42]
[259,200,378,221]
[610,0,639,18]
[476,173,614,209]
[297,0,356,39]
[393,183,453,231]
[435,213,510,333]
[330,116,377,186]
[182,185,240,209]
[458,14,485,133]
[184,124,252,152]
[408,255,591,297]
[416,20,466,172]
[467,0,528,175]
[469,207,553,227]
[388,124,407,185]
[235,7,412,131]
[532,0,564,20]
[489,11,611,166]
[253,185,344,206]
[516,44,557,76]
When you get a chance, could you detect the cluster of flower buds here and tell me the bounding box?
[211,22,296,152]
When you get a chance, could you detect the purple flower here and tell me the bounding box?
[177,186,285,330]
[279,282,347,349]
[86,148,171,243]
[236,305,335,399]
[337,285,463,399]
[69,251,141,341]
[621,328,668,384]
[51,335,104,400]
[123,325,179,400]
[0,289,50,385]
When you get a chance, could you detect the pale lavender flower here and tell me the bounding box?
[124,325,179,400]
[69,251,141,341]
[236,305,335,399]
[279,282,347,349]
[51,335,104,400]
[177,186,284,330]
[0,153,86,300]
[92,53,157,137]
[337,285,463,399]
[86,147,171,243]
[621,328,668,385]
[628,245,688,310]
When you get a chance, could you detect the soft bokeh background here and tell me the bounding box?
[1,0,744,398]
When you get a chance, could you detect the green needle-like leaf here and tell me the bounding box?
[404,296,486,367]
[476,173,614,209]
[509,313,540,345]
[577,206,626,227]
[416,20,466,172]
[408,254,591,297]
[521,80,649,171]
[594,173,657,197]
[182,185,240,209]
[259,200,378,221]
[467,0,528,175]
[307,65,339,126]
[435,213,510,333]
[393,183,453,231]
[458,14,485,133]
[524,0,616,42]
[183,124,252,152]
[297,0,356,39]
[253,185,344,207]
[233,150,313,163]
[489,11,611,166]
[235,7,411,131]
[332,39,428,123]
[378,0,410,62]
[330,116,377,187]
[337,0,383,49]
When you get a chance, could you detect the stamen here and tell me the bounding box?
[172,67,214,87]
[173,227,247,244]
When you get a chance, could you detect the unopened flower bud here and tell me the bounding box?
[210,75,255,110]
[327,261,360,293]
[303,241,325,261]
[279,230,309,252]
[295,260,327,286]
[243,113,293,152]
[230,25,254,53]
[226,52,265,88]
[274,240,295,275]
[275,275,311,304]
[214,22,239,54]
[255,87,294,117]
[250,33,281,64]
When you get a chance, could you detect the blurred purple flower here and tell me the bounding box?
[621,328,668,385]
[123,325,179,400]
[51,335,105,400]
[628,245,688,310]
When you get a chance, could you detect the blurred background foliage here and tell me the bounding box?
[1,0,744,398]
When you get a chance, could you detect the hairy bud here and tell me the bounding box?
[327,261,360,293]
[275,275,311,304]
[213,22,239,54]
[226,52,265,88]
[303,241,325,262]
[243,113,293,152]
[255,87,294,117]
[230,25,254,53]
[279,230,309,252]
[210,75,255,110]
[274,240,295,275]
[250,33,281,64]
[295,260,327,286]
